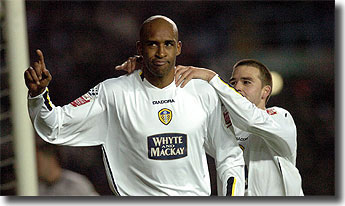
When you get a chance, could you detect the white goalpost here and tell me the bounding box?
[3,0,38,195]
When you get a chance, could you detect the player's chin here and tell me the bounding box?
[147,67,164,77]
[150,65,171,76]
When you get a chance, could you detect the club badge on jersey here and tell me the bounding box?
[158,108,172,125]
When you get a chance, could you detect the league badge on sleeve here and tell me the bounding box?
[158,108,172,125]
[266,108,277,115]
[70,86,99,107]
[70,93,91,107]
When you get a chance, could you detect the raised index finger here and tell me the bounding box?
[36,49,45,65]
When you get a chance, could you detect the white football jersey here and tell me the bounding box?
[210,75,304,196]
[28,70,245,196]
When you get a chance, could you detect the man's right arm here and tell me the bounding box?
[26,50,107,146]
[174,66,296,157]
[208,75,296,157]
[28,84,107,146]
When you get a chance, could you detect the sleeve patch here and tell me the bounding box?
[70,94,91,107]
[266,108,277,115]
[223,110,232,128]
[70,87,99,107]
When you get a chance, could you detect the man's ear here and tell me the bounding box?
[262,85,271,101]
[176,41,182,56]
[136,41,142,55]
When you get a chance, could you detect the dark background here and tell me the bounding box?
[1,1,335,196]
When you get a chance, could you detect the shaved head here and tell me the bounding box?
[140,15,179,41]
[136,15,182,88]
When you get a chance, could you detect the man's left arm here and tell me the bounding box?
[204,94,245,196]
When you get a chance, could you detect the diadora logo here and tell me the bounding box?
[147,133,187,160]
[158,108,172,125]
[236,136,248,141]
[152,99,175,105]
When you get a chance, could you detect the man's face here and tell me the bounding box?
[229,65,265,107]
[137,20,181,77]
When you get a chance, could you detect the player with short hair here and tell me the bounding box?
[173,60,304,196]
[25,15,245,196]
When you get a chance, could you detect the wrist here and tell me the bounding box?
[207,71,217,82]
[29,88,46,97]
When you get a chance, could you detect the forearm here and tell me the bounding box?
[28,89,60,142]
[209,75,265,132]
[203,69,217,82]
[214,158,245,196]
[28,88,106,146]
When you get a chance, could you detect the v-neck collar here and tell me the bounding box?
[138,70,176,90]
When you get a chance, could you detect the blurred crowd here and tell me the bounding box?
[2,1,335,195]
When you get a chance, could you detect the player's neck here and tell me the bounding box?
[257,102,266,110]
[143,68,175,89]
